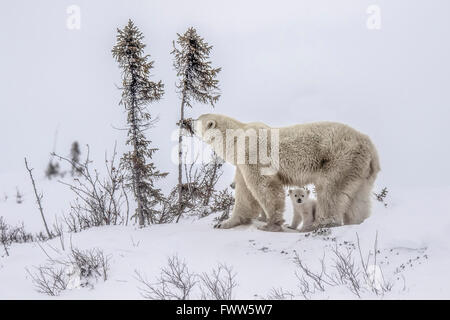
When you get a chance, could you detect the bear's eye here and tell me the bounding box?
[294,195,297,197]
[301,195,304,197]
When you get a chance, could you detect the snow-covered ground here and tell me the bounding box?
[1,177,449,299]
[2,0,450,300]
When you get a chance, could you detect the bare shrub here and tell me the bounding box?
[135,152,234,224]
[356,233,393,295]
[292,233,393,299]
[26,265,68,296]
[136,255,237,300]
[25,158,52,238]
[27,246,110,296]
[54,144,129,232]
[180,153,224,218]
[211,189,234,223]
[153,188,180,224]
[66,248,110,283]
[267,287,295,300]
[199,263,237,300]
[136,255,197,300]
[0,218,38,257]
[0,217,11,256]
[170,153,234,222]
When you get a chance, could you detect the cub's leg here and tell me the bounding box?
[215,168,261,229]
[299,201,317,232]
[289,208,302,230]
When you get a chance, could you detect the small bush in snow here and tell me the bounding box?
[136,255,197,300]
[199,263,237,300]
[291,233,393,299]
[26,265,68,296]
[157,153,234,223]
[211,189,235,224]
[0,217,36,256]
[65,248,110,287]
[136,255,237,300]
[54,145,130,232]
[266,287,295,300]
[27,247,110,296]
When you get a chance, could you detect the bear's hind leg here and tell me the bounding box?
[314,170,365,229]
[314,182,344,229]
[343,179,372,225]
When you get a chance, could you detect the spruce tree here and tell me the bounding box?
[112,20,167,227]
[45,160,60,179]
[15,188,23,204]
[171,27,221,222]
[70,141,82,176]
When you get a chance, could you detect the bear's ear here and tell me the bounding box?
[307,189,311,196]
[206,120,216,130]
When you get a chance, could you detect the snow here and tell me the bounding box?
[1,179,449,299]
[1,0,450,300]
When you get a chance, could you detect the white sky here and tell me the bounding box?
[1,0,450,190]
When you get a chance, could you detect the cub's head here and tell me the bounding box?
[288,188,310,205]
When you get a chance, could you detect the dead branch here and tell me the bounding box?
[24,158,52,238]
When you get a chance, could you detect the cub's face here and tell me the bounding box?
[289,188,310,205]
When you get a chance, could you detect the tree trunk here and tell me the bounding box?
[176,95,186,223]
[132,122,145,227]
[129,71,145,227]
[203,159,217,206]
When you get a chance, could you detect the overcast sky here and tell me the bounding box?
[1,0,450,192]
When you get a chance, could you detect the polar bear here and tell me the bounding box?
[287,188,316,231]
[192,114,380,232]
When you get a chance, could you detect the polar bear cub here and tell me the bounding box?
[288,188,317,231]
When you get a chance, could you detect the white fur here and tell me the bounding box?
[288,188,316,231]
[194,114,380,232]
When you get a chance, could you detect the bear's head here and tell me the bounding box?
[193,114,238,141]
[192,113,243,145]
[191,114,244,164]
[288,188,310,205]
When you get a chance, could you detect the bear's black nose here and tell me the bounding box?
[297,199,302,204]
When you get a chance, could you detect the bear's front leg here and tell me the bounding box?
[215,168,261,229]
[258,223,283,232]
[239,165,285,232]
[214,215,249,229]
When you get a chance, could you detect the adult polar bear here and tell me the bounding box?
[192,114,380,232]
